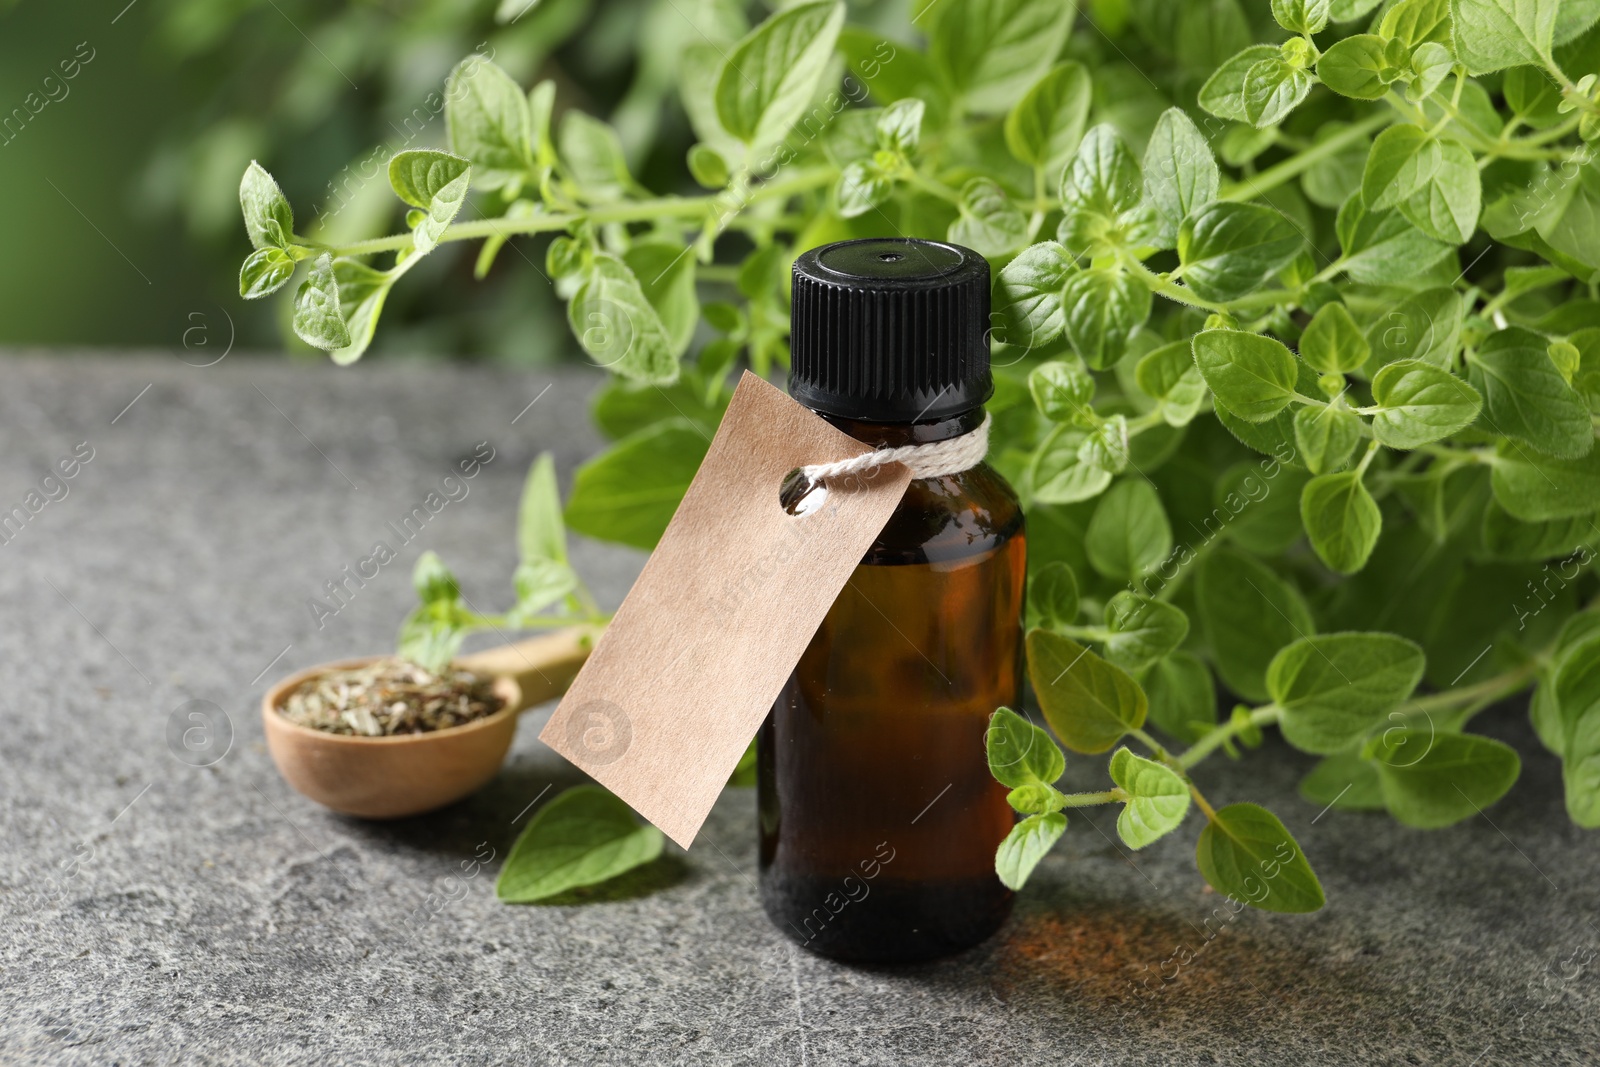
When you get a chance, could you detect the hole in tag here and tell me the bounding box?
[779,467,828,517]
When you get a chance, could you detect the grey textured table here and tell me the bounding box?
[2,353,1597,1066]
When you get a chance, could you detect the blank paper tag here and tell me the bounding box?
[540,372,912,847]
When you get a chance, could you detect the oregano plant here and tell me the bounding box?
[239,0,1600,910]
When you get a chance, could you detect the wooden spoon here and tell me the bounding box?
[261,626,597,819]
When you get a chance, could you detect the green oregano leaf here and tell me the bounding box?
[1241,56,1315,128]
[1108,747,1191,849]
[1030,425,1115,503]
[1489,442,1600,521]
[1143,107,1221,247]
[715,2,846,148]
[1008,783,1068,814]
[559,111,636,203]
[1505,65,1565,127]
[1058,124,1148,251]
[1085,479,1173,580]
[1004,61,1092,176]
[446,56,534,179]
[1177,202,1304,302]
[949,177,1029,256]
[1302,122,1370,207]
[687,144,730,189]
[291,254,351,351]
[239,161,294,251]
[1300,302,1370,374]
[836,158,896,218]
[496,785,665,902]
[1196,548,1316,704]
[1363,730,1522,828]
[876,98,926,155]
[823,107,881,167]
[388,150,472,254]
[995,812,1067,889]
[1195,803,1325,912]
[1405,42,1455,102]
[1369,359,1483,449]
[1467,327,1593,459]
[399,550,467,671]
[1135,340,1208,425]
[1555,633,1600,827]
[326,259,394,366]
[1027,629,1148,754]
[1078,414,1131,474]
[1382,0,1453,45]
[1102,593,1190,673]
[1301,468,1383,573]
[1330,0,1387,19]
[565,420,709,550]
[1365,287,1463,369]
[1400,140,1481,242]
[1450,0,1561,75]
[1192,328,1302,422]
[995,243,1076,351]
[1272,0,1332,34]
[567,253,679,385]
[1335,193,1453,284]
[1144,651,1219,742]
[412,548,460,605]
[1298,752,1386,810]
[518,451,568,567]
[1362,125,1443,211]
[1317,34,1392,99]
[509,558,579,624]
[1268,632,1426,754]
[1029,561,1081,631]
[622,241,699,358]
[1029,360,1095,420]
[388,149,471,209]
[1480,500,1595,560]
[986,706,1067,789]
[1198,44,1281,121]
[1293,405,1363,475]
[925,0,1077,115]
[1530,155,1600,272]
[1062,267,1151,369]
[240,247,296,300]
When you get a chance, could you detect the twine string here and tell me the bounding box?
[799,414,991,484]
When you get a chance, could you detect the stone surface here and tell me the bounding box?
[0,352,1597,1066]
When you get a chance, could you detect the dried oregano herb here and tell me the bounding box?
[279,658,503,737]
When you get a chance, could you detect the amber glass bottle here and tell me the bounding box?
[758,238,1025,963]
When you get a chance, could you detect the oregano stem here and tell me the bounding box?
[1395,661,1539,717]
[1122,255,1297,313]
[317,167,836,256]
[1217,112,1389,202]
[1356,440,1380,476]
[1026,163,1048,242]
[1058,789,1127,807]
[1179,705,1282,770]
[905,167,964,205]
[1310,255,1350,285]
[1522,114,1584,145]
[1128,727,1171,760]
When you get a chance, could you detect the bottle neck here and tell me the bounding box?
[817,406,984,448]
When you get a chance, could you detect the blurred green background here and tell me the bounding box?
[0,0,801,361]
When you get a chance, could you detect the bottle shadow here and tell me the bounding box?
[915,889,1386,1037]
